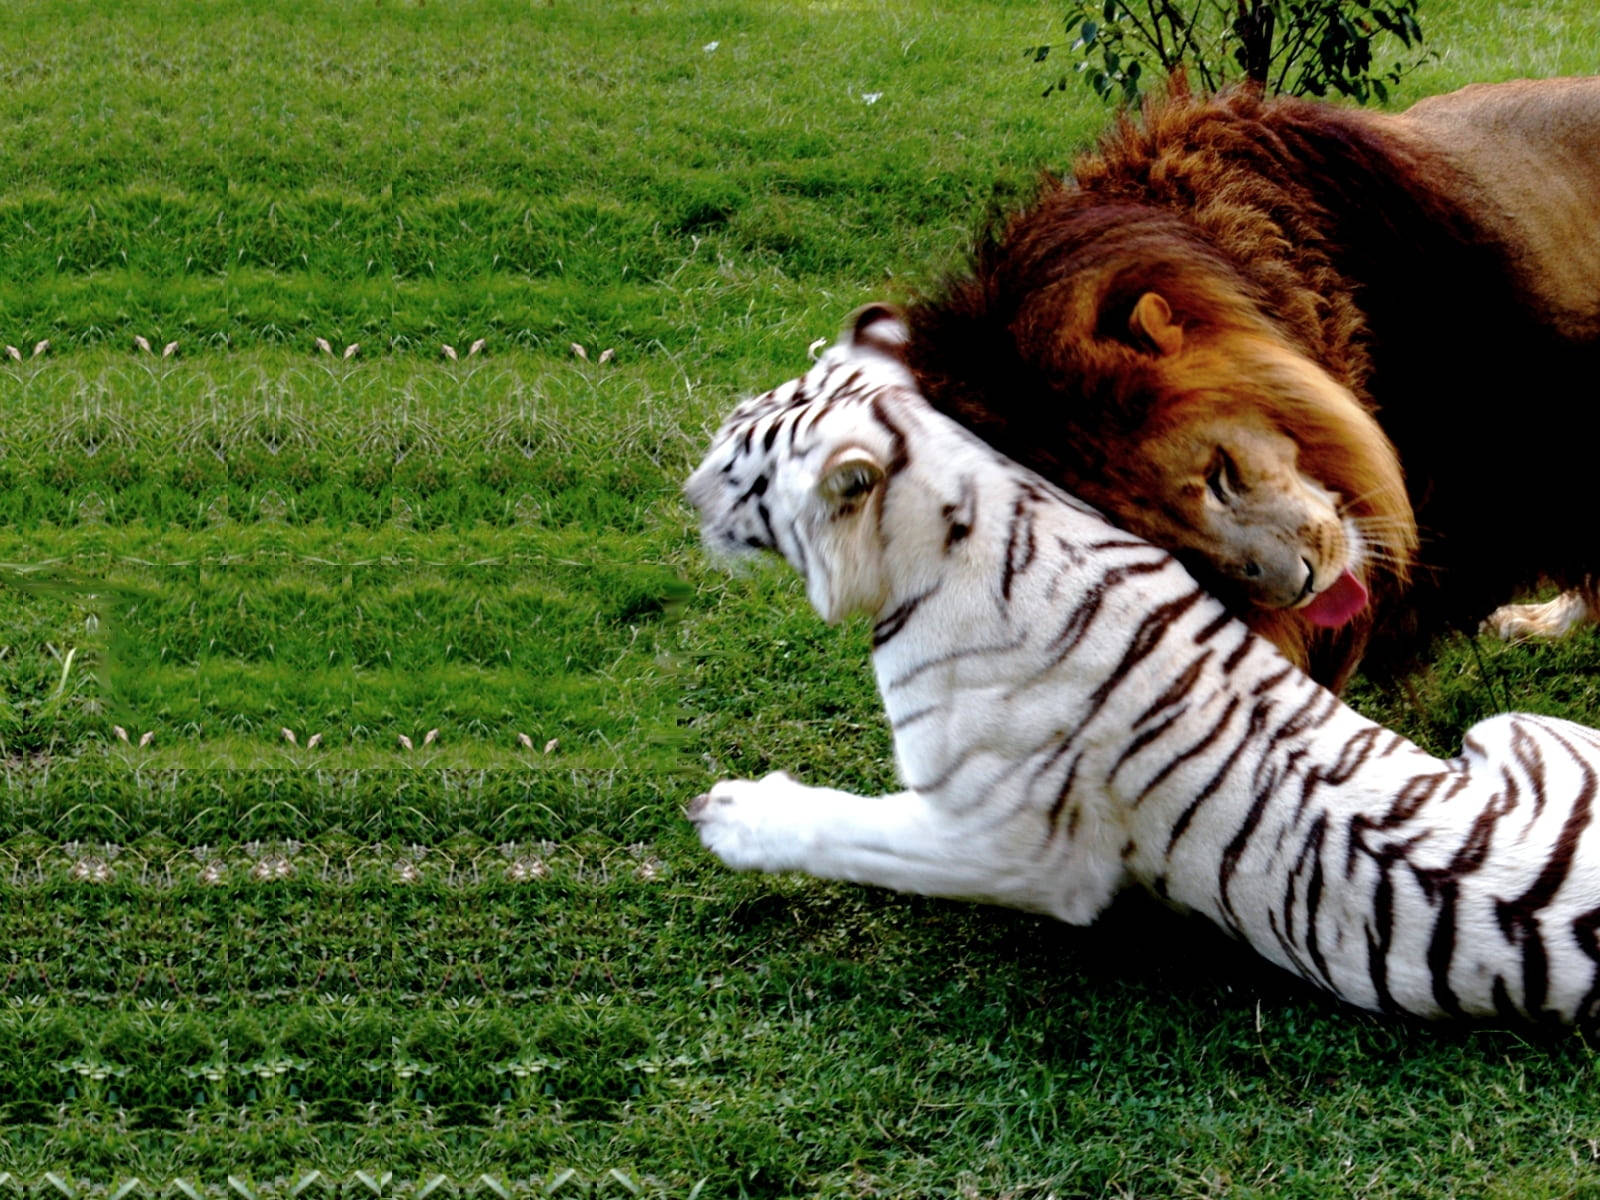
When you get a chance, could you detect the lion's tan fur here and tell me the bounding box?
[1390,77,1600,343]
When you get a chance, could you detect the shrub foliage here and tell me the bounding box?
[1032,0,1430,104]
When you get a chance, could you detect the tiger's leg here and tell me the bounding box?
[1482,579,1598,641]
[687,772,1115,920]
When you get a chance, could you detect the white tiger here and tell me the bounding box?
[684,304,1600,1025]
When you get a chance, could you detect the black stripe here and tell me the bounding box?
[1221,629,1257,674]
[1250,664,1296,694]
[1160,697,1261,846]
[754,500,778,550]
[873,584,939,648]
[890,703,940,731]
[733,473,769,508]
[1293,725,1382,822]
[941,478,976,552]
[884,634,1027,692]
[1510,722,1550,825]
[869,393,910,478]
[1494,723,1597,1019]
[1193,607,1234,645]
[1086,538,1151,552]
[1021,559,1174,688]
[1423,878,1464,1018]
[1297,813,1335,990]
[1000,493,1037,601]
[1570,904,1600,1026]
[1107,707,1190,786]
[1046,753,1084,843]
[1132,650,1213,729]
[1082,587,1208,715]
[1219,739,1311,929]
[1366,857,1400,1015]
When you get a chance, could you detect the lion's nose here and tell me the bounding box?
[1294,558,1316,604]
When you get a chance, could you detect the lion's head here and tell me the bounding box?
[904,164,1417,686]
[1097,309,1400,627]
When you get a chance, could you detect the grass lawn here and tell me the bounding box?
[3,0,1600,1195]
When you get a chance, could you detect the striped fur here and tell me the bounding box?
[685,308,1600,1024]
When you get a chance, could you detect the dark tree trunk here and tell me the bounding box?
[1234,0,1275,86]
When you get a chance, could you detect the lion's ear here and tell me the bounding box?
[1129,292,1184,356]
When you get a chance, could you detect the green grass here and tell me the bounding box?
[2,0,1600,1194]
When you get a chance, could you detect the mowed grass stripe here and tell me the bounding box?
[2,559,689,766]
[0,754,698,845]
[1,872,598,1009]
[0,349,699,769]
[0,0,1073,352]
[0,352,698,534]
[7,896,1600,1195]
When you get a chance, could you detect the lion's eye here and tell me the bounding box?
[1206,462,1229,503]
[1207,451,1239,503]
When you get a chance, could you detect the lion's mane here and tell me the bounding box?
[906,78,1600,687]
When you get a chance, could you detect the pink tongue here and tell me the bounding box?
[1301,569,1369,628]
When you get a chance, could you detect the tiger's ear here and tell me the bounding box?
[817,446,885,508]
[845,303,909,362]
[1129,292,1184,356]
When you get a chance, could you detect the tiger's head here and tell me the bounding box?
[686,305,935,624]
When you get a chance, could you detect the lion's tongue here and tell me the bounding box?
[1301,569,1369,629]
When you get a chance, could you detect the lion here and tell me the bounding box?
[903,76,1600,690]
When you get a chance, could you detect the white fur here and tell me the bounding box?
[686,320,1600,1024]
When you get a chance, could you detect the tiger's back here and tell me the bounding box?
[686,306,1600,1025]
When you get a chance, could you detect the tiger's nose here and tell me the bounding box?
[683,462,718,519]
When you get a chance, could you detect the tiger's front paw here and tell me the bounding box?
[687,771,808,873]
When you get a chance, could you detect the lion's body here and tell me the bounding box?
[905,78,1600,687]
[1394,78,1600,343]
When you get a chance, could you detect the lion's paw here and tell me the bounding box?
[687,771,810,873]
[1482,590,1595,642]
